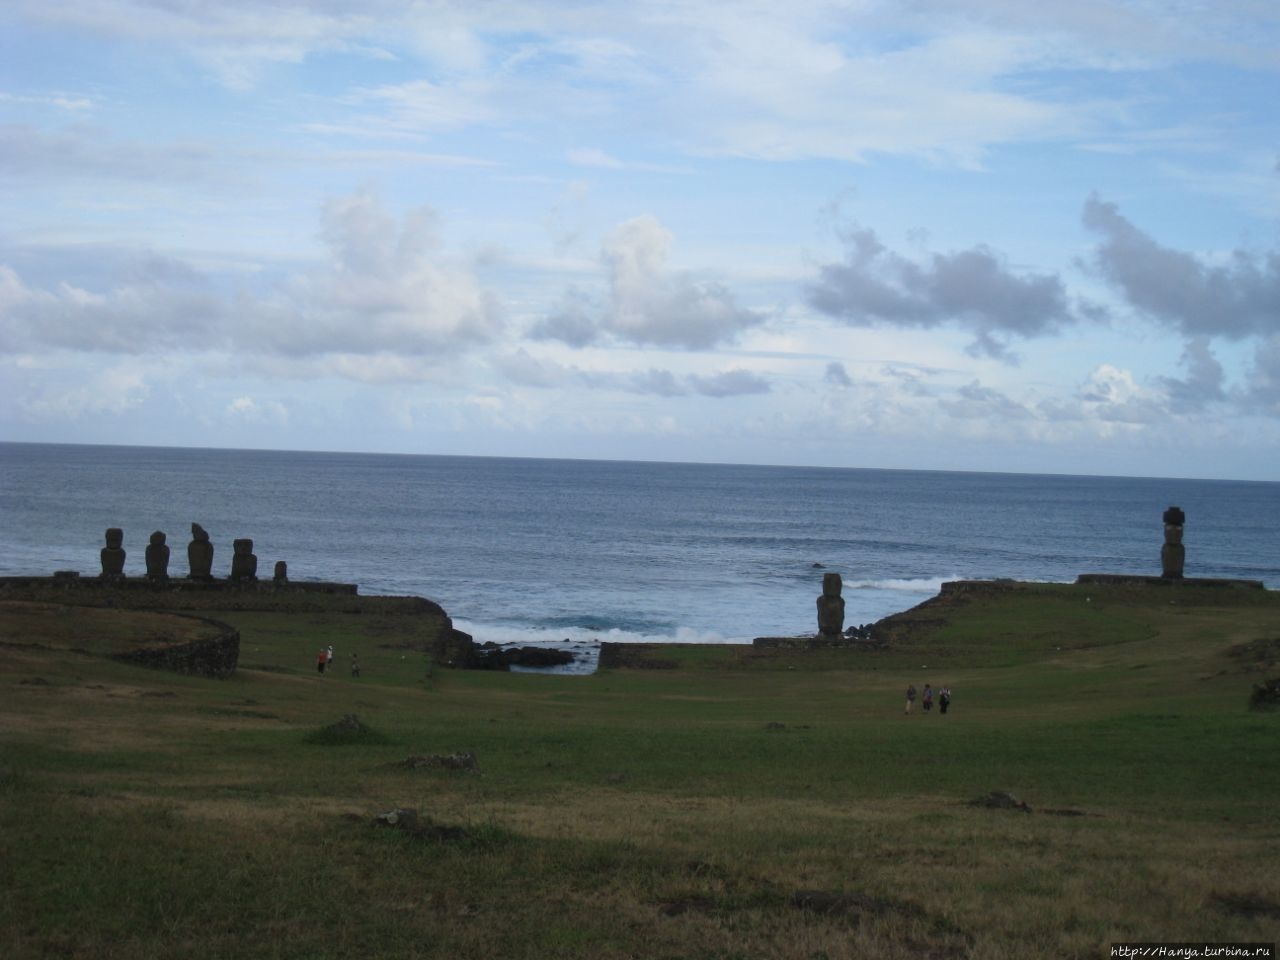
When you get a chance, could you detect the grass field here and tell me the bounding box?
[1,581,1278,959]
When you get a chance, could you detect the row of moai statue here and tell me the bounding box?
[1161,505,1185,579]
[99,523,288,583]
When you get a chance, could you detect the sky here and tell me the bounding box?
[1,1,1278,480]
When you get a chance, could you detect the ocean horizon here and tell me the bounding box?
[2,441,1277,664]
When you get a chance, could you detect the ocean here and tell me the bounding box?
[1,443,1276,663]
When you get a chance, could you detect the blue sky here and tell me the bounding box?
[1,1,1278,479]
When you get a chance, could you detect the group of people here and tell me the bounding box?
[904,683,951,715]
[316,644,360,678]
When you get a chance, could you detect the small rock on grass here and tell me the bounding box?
[968,790,1032,812]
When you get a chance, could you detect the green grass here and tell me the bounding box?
[2,582,1279,959]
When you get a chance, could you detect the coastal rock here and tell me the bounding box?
[469,642,576,670]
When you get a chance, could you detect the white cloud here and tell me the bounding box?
[495,348,768,398]
[532,215,764,349]
[226,396,290,425]
[18,362,149,419]
[1074,363,1166,423]
[0,191,502,365]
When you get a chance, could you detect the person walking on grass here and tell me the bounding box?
[326,644,335,670]
[317,648,327,675]
[923,683,934,712]
[905,684,917,714]
[350,653,361,678]
[939,686,951,715]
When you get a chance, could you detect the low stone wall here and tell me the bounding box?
[103,613,241,679]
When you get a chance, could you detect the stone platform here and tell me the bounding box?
[0,574,358,596]
[1075,573,1264,590]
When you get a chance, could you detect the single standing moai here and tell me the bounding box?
[145,530,170,581]
[188,523,215,580]
[100,527,126,578]
[816,571,845,638]
[1161,506,1186,579]
[229,538,258,582]
[273,560,288,584]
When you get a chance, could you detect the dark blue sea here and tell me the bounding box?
[2,443,1277,666]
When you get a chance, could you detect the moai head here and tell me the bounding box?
[822,572,843,597]
[273,560,288,583]
[191,522,210,543]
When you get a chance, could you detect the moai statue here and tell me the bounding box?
[229,538,258,582]
[99,528,126,579]
[145,530,170,581]
[188,523,214,580]
[1161,506,1186,579]
[273,560,288,584]
[816,572,845,638]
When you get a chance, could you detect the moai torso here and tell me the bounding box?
[100,527,126,578]
[229,538,258,581]
[1161,506,1185,579]
[145,530,170,580]
[273,560,288,584]
[816,571,845,638]
[188,523,214,579]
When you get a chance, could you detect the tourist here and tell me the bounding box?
[922,683,933,712]
[326,644,335,669]
[939,686,951,715]
[905,684,916,714]
[350,653,360,678]
[317,648,327,675]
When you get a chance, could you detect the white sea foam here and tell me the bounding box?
[846,576,955,593]
[454,620,737,647]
